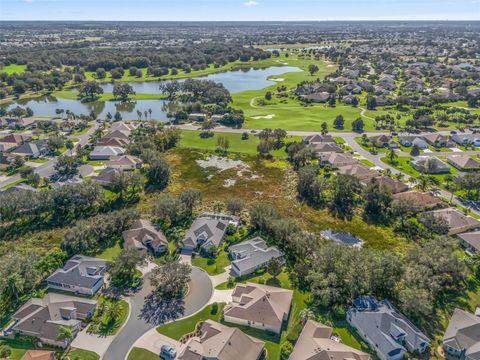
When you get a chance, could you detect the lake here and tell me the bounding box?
[2,66,302,120]
[99,66,302,94]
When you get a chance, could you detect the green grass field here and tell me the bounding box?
[191,249,230,275]
[178,130,300,157]
[1,64,27,75]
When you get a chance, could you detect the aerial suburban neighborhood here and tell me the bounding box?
[0,3,480,360]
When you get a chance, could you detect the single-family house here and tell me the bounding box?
[0,183,38,194]
[398,136,428,149]
[178,320,265,360]
[188,113,207,122]
[320,230,363,247]
[91,167,121,187]
[410,156,451,174]
[7,293,96,349]
[422,133,451,148]
[51,175,84,189]
[447,156,480,171]
[9,117,36,130]
[304,134,335,144]
[337,164,379,182]
[181,213,240,252]
[107,155,143,170]
[347,296,430,360]
[109,122,136,133]
[123,219,168,255]
[309,142,343,154]
[427,208,480,235]
[46,255,107,295]
[211,114,226,123]
[290,320,372,360]
[21,350,56,360]
[370,176,409,194]
[0,152,16,165]
[89,146,125,160]
[223,283,293,334]
[229,237,284,277]
[451,134,480,147]
[393,190,445,211]
[457,232,480,255]
[11,139,49,158]
[103,129,130,141]
[369,134,393,148]
[96,137,129,147]
[0,133,31,151]
[300,92,330,103]
[318,152,357,169]
[442,308,480,360]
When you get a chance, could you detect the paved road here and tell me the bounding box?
[0,122,99,188]
[103,267,213,360]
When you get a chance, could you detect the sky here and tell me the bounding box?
[0,0,479,21]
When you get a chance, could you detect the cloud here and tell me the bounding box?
[22,0,34,3]
[243,0,259,6]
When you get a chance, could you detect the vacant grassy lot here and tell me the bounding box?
[191,248,230,275]
[178,130,300,157]
[1,64,27,75]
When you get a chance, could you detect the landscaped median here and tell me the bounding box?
[87,297,129,336]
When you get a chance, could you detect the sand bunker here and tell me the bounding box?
[251,114,275,120]
[269,78,285,82]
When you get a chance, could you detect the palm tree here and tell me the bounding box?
[57,325,75,348]
[386,148,398,165]
[104,300,122,324]
[414,175,437,192]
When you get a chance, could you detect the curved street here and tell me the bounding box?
[103,266,213,360]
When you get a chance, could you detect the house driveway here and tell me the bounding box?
[71,329,116,358]
[131,328,186,357]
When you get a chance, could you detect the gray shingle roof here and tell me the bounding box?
[443,308,480,359]
[182,213,239,250]
[46,255,106,291]
[347,296,429,358]
[229,237,283,275]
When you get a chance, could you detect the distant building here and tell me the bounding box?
[229,237,284,277]
[11,139,49,158]
[290,320,372,360]
[393,191,445,211]
[443,308,480,360]
[107,155,143,170]
[223,283,293,334]
[337,164,379,182]
[46,255,107,295]
[91,167,121,187]
[347,296,429,360]
[369,176,409,194]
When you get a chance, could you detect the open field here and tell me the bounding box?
[1,64,27,75]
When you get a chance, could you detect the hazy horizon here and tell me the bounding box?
[1,0,479,21]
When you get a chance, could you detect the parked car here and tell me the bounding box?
[450,130,457,135]
[160,345,177,359]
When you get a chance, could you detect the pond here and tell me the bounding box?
[99,66,302,94]
[2,66,302,120]
[3,96,170,121]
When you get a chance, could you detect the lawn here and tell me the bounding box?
[66,349,100,360]
[178,130,300,158]
[191,248,230,275]
[95,241,122,261]
[381,155,459,183]
[127,348,159,360]
[156,303,224,340]
[1,64,27,75]
[215,268,292,290]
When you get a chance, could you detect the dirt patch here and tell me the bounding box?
[195,155,260,187]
